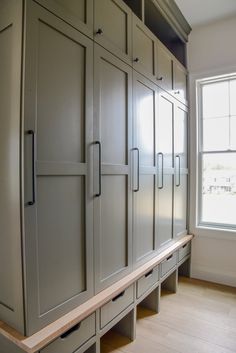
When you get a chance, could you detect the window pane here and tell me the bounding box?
[201,153,236,226]
[202,81,229,118]
[230,79,236,115]
[203,117,229,151]
[230,116,236,150]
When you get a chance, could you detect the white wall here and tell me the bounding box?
[188,15,236,287]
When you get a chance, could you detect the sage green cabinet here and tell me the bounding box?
[132,14,156,81]
[173,61,188,105]
[132,72,157,265]
[156,90,175,248]
[173,103,188,237]
[156,41,173,93]
[94,0,132,65]
[93,45,133,292]
[34,0,94,38]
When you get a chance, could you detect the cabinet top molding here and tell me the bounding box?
[151,0,192,42]
[0,234,193,353]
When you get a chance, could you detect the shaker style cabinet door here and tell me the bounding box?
[94,45,132,292]
[173,103,188,237]
[173,61,188,105]
[0,0,25,334]
[33,0,93,38]
[156,41,173,93]
[156,90,175,249]
[94,0,132,65]
[133,72,157,266]
[132,14,156,82]
[23,1,94,335]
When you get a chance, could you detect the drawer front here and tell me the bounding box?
[161,252,177,278]
[100,285,134,329]
[179,242,191,262]
[41,314,96,353]
[137,266,159,299]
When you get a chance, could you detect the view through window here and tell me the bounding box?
[199,75,236,228]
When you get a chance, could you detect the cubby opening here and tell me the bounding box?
[123,0,143,20]
[100,309,135,353]
[144,0,186,66]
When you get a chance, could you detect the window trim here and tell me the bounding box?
[194,71,236,230]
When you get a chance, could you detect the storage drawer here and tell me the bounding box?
[179,242,191,262]
[161,252,177,278]
[136,266,159,299]
[41,314,96,353]
[100,285,134,329]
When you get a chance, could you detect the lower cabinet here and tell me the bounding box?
[136,266,159,299]
[40,314,96,353]
[100,285,134,329]
[161,252,178,278]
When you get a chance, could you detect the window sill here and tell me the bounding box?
[191,225,236,241]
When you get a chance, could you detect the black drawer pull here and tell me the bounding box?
[166,254,173,261]
[182,244,187,249]
[60,322,81,339]
[112,291,125,302]
[145,269,153,278]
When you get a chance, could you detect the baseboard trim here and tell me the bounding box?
[191,264,236,287]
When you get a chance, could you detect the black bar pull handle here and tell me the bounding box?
[27,130,35,206]
[95,141,101,197]
[112,291,125,302]
[60,322,81,339]
[166,254,173,261]
[175,155,181,187]
[133,147,140,192]
[157,152,164,189]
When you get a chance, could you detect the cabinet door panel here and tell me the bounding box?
[156,43,172,92]
[157,91,174,171]
[174,174,188,238]
[94,0,132,64]
[156,174,173,248]
[174,104,188,170]
[133,73,157,265]
[94,45,132,292]
[37,176,85,314]
[134,175,156,262]
[24,2,93,335]
[34,0,93,38]
[100,175,128,280]
[173,62,188,105]
[133,15,155,81]
[100,59,127,165]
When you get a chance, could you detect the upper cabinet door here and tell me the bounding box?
[93,45,133,293]
[133,72,157,266]
[23,1,94,335]
[173,61,188,105]
[132,14,156,82]
[94,0,132,65]
[34,0,93,38]
[156,42,173,93]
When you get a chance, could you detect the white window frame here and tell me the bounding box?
[198,74,236,230]
[189,67,236,240]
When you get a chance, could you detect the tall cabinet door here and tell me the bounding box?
[133,72,157,266]
[173,103,188,237]
[156,90,175,249]
[94,45,132,292]
[23,1,94,335]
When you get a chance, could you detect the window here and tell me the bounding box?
[198,74,236,229]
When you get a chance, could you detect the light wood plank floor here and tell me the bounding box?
[101,277,236,353]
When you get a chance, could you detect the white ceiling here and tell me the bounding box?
[175,0,236,27]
